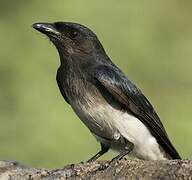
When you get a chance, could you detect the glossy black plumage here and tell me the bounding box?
[33,22,181,161]
[91,65,181,159]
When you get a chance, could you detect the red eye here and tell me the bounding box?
[69,31,78,38]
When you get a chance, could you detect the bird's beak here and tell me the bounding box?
[32,23,60,37]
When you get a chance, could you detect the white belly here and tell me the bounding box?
[71,94,166,160]
[111,110,166,160]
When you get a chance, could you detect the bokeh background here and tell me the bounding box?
[0,0,192,168]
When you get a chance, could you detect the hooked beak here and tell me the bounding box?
[32,23,60,38]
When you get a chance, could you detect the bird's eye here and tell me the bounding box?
[69,31,78,39]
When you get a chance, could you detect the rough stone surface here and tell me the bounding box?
[0,160,191,179]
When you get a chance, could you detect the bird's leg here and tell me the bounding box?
[87,143,109,162]
[112,142,134,161]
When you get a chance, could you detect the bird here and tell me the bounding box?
[32,22,181,161]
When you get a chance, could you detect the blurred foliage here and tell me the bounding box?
[0,0,192,168]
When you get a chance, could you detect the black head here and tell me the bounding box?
[32,22,105,59]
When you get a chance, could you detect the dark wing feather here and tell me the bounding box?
[56,68,69,104]
[92,65,181,159]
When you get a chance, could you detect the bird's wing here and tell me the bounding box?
[56,68,70,104]
[91,65,181,159]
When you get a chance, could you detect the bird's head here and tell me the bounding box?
[33,22,106,62]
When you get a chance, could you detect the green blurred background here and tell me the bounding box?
[0,0,191,168]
